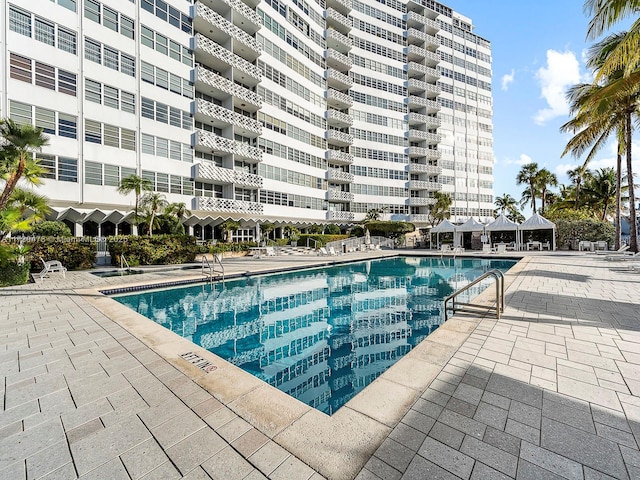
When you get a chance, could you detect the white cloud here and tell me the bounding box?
[501,69,515,91]
[503,153,533,166]
[533,50,582,125]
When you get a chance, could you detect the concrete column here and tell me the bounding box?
[75,222,84,237]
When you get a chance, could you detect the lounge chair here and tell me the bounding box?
[595,244,629,255]
[328,246,338,256]
[493,244,506,254]
[265,246,276,256]
[318,247,329,256]
[604,251,640,261]
[482,244,491,254]
[33,258,67,281]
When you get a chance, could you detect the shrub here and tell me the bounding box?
[555,219,615,250]
[32,221,72,237]
[0,262,30,287]
[298,234,349,247]
[364,221,415,238]
[27,238,96,270]
[324,224,341,234]
[107,235,199,266]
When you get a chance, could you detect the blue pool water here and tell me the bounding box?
[113,256,516,414]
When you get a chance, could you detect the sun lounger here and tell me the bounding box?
[33,258,67,282]
[604,251,639,261]
[595,245,629,255]
[318,247,329,256]
[328,246,338,256]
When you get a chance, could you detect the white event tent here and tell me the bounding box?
[519,213,556,251]
[455,218,486,249]
[429,219,457,248]
[485,214,520,250]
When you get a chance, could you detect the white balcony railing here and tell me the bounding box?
[328,189,354,202]
[408,163,442,175]
[195,34,262,83]
[326,28,352,52]
[407,96,440,112]
[196,67,262,109]
[326,109,353,127]
[326,68,353,89]
[196,3,261,56]
[194,162,263,188]
[326,150,354,165]
[326,0,352,15]
[328,168,354,183]
[326,130,353,146]
[409,180,442,191]
[409,197,437,206]
[216,0,261,32]
[325,8,352,33]
[407,112,441,128]
[327,210,355,221]
[326,89,353,108]
[408,130,441,143]
[196,99,262,135]
[195,130,263,162]
[197,196,263,214]
[325,48,353,70]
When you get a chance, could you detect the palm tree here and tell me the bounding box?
[536,168,558,215]
[561,31,639,251]
[117,174,153,228]
[0,119,49,212]
[219,220,240,243]
[582,167,621,221]
[494,194,518,215]
[365,208,385,222]
[140,192,167,236]
[567,165,592,209]
[516,163,540,213]
[427,192,452,226]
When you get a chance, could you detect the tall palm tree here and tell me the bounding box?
[427,192,452,226]
[536,168,558,215]
[0,189,49,240]
[117,174,153,227]
[567,165,592,209]
[494,194,518,215]
[516,163,540,213]
[140,192,167,236]
[560,32,638,251]
[0,119,49,212]
[582,167,622,221]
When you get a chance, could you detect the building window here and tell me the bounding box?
[9,53,32,83]
[58,27,77,54]
[104,85,119,109]
[121,92,135,114]
[58,69,77,96]
[35,17,55,46]
[85,161,103,185]
[85,38,101,63]
[58,157,78,182]
[103,6,118,31]
[121,16,135,39]
[37,154,56,179]
[58,114,77,139]
[9,101,32,126]
[85,79,102,103]
[104,164,120,186]
[85,120,102,144]
[58,0,77,12]
[121,54,135,77]
[103,124,120,147]
[103,46,119,70]
[35,107,56,134]
[84,0,101,23]
[35,62,56,90]
[9,7,31,37]
[121,128,136,151]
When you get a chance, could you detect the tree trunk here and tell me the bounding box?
[615,149,622,250]
[531,184,537,213]
[574,180,580,211]
[0,155,25,212]
[626,113,638,252]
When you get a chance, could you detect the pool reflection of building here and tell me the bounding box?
[127,258,496,414]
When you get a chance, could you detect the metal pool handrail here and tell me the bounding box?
[202,255,225,282]
[120,255,131,272]
[444,269,504,320]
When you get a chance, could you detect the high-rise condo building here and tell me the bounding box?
[0,0,493,239]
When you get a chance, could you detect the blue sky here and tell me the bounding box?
[444,0,638,214]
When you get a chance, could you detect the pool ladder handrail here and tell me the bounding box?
[119,254,131,272]
[202,254,224,282]
[444,269,504,321]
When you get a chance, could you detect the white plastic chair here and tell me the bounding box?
[33,258,67,281]
[328,246,338,256]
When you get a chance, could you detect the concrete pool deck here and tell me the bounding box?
[1,250,640,479]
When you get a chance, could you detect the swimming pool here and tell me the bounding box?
[113,256,516,414]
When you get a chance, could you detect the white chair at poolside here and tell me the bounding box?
[595,244,629,255]
[604,251,640,261]
[33,258,67,282]
[493,244,507,254]
[482,244,492,254]
[328,246,338,256]
[318,247,329,256]
[264,246,276,256]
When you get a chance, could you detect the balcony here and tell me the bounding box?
[197,196,263,214]
[195,130,263,162]
[407,63,440,83]
[405,11,439,34]
[328,189,354,202]
[409,180,442,191]
[408,130,441,143]
[408,197,436,206]
[327,210,355,221]
[325,68,353,90]
[326,109,353,127]
[326,89,353,109]
[325,48,352,72]
[408,162,441,175]
[200,0,261,34]
[407,78,440,98]
[326,130,353,147]
[407,112,440,128]
[406,45,426,62]
[195,99,262,136]
[406,29,439,51]
[408,214,432,224]
[325,8,352,34]
[194,162,263,188]
[408,146,440,161]
[195,34,262,86]
[407,96,440,113]
[195,67,262,112]
[326,28,352,54]
[327,168,354,183]
[326,0,352,16]
[195,3,261,62]
[326,149,353,165]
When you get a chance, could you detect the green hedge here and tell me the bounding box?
[555,219,615,250]
[27,238,96,271]
[0,262,30,287]
[107,235,200,266]
[298,234,349,247]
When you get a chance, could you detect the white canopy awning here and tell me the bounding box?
[456,217,485,232]
[429,219,457,233]
[520,212,556,230]
[485,214,519,232]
